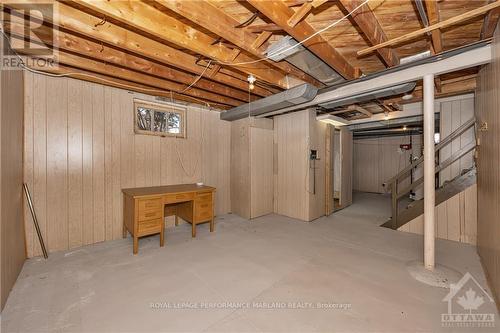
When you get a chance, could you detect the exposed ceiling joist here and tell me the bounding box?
[338,0,399,67]
[481,2,500,39]
[153,0,323,87]
[246,23,284,33]
[50,50,242,107]
[416,0,443,92]
[252,31,273,49]
[358,1,500,56]
[424,0,443,54]
[247,0,359,79]
[287,0,328,27]
[73,0,294,89]
[14,36,242,107]
[5,16,254,104]
[2,1,273,98]
[348,105,373,117]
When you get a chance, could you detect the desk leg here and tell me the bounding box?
[210,218,214,232]
[133,236,139,254]
[160,222,165,247]
[175,215,179,226]
[123,223,127,238]
[192,202,196,238]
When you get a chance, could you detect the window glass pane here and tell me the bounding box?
[167,112,181,134]
[153,111,167,133]
[137,107,151,130]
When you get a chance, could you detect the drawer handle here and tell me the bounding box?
[145,212,157,217]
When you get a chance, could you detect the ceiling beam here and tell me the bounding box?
[384,75,477,104]
[153,0,323,87]
[415,0,443,92]
[481,2,500,39]
[73,0,295,89]
[358,1,500,56]
[12,35,242,107]
[5,14,255,103]
[338,0,399,67]
[2,1,272,97]
[424,0,443,54]
[51,50,242,107]
[286,0,328,27]
[349,105,373,117]
[247,0,359,79]
[246,23,284,33]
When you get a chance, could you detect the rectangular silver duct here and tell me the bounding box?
[266,36,344,85]
[319,82,416,109]
[219,83,317,121]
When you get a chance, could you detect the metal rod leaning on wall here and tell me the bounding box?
[23,183,48,259]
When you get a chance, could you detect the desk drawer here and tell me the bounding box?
[165,192,195,204]
[196,192,212,204]
[138,218,162,236]
[195,206,213,222]
[138,209,162,222]
[138,198,163,212]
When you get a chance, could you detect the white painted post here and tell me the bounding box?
[423,74,435,270]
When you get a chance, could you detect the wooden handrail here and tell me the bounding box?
[395,141,476,199]
[385,117,475,188]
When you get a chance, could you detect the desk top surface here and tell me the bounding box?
[122,184,215,197]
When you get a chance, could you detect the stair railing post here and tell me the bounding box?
[392,179,398,229]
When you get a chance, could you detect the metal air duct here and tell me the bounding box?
[266,36,344,85]
[319,82,416,109]
[219,83,317,121]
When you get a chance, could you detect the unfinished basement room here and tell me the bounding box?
[1,0,500,332]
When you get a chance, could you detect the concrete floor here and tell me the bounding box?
[1,192,498,332]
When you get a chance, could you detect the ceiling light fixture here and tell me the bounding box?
[402,93,413,101]
[247,74,256,90]
[316,114,350,127]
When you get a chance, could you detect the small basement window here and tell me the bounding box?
[134,99,186,138]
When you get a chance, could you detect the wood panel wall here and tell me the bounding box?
[230,119,250,219]
[399,184,477,245]
[439,97,475,185]
[1,68,25,310]
[353,135,422,194]
[23,72,230,258]
[307,110,327,221]
[250,125,274,218]
[230,117,273,219]
[274,109,329,221]
[340,128,353,208]
[475,24,500,308]
[274,110,309,221]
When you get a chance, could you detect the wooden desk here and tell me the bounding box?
[122,184,216,254]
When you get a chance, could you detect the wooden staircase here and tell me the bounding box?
[382,117,477,230]
[382,167,476,229]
